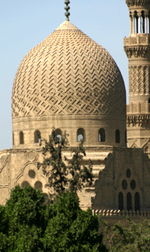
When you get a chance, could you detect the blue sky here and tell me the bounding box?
[0,0,129,150]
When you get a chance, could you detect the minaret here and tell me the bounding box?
[124,0,150,153]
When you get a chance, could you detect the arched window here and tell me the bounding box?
[20,131,24,144]
[34,130,41,143]
[135,192,140,211]
[115,129,120,143]
[127,192,132,211]
[118,192,124,211]
[98,128,105,142]
[55,128,62,141]
[77,128,85,142]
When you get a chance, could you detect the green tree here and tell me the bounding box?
[42,191,107,252]
[0,185,107,252]
[37,128,93,197]
[99,216,150,252]
[5,185,46,252]
[0,205,8,252]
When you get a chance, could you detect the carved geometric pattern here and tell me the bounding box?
[127,114,150,127]
[129,65,150,95]
[124,45,150,58]
[12,21,126,118]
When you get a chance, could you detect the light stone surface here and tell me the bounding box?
[92,148,150,211]
[1,1,150,215]
[12,20,126,148]
[125,1,150,156]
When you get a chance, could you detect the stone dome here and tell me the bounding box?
[12,21,126,118]
[12,20,126,148]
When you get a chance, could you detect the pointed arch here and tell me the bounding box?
[98,128,105,142]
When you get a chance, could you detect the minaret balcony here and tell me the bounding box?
[124,34,150,58]
[124,33,150,47]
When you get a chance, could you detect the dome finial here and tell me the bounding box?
[64,0,70,21]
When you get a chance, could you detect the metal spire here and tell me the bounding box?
[64,0,70,21]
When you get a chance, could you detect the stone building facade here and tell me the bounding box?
[1,0,150,213]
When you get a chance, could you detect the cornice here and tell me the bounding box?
[126,0,150,7]
[127,114,150,127]
[124,45,150,58]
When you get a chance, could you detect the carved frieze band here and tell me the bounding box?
[126,0,150,7]
[124,45,149,58]
[129,65,149,95]
[127,114,150,127]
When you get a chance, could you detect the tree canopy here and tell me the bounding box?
[99,216,150,251]
[0,185,107,252]
[37,129,93,198]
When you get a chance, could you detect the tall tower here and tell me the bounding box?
[124,0,150,153]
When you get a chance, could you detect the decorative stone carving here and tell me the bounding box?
[129,65,149,95]
[127,114,150,127]
[124,46,149,58]
[12,21,126,118]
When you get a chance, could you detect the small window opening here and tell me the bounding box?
[98,128,105,142]
[130,180,136,190]
[34,181,42,190]
[148,98,150,103]
[34,130,41,143]
[126,169,131,178]
[55,128,62,141]
[127,192,132,211]
[21,181,30,188]
[141,11,145,33]
[135,192,140,211]
[77,128,85,142]
[115,129,120,143]
[122,180,128,190]
[134,11,138,33]
[20,131,24,144]
[118,192,124,211]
